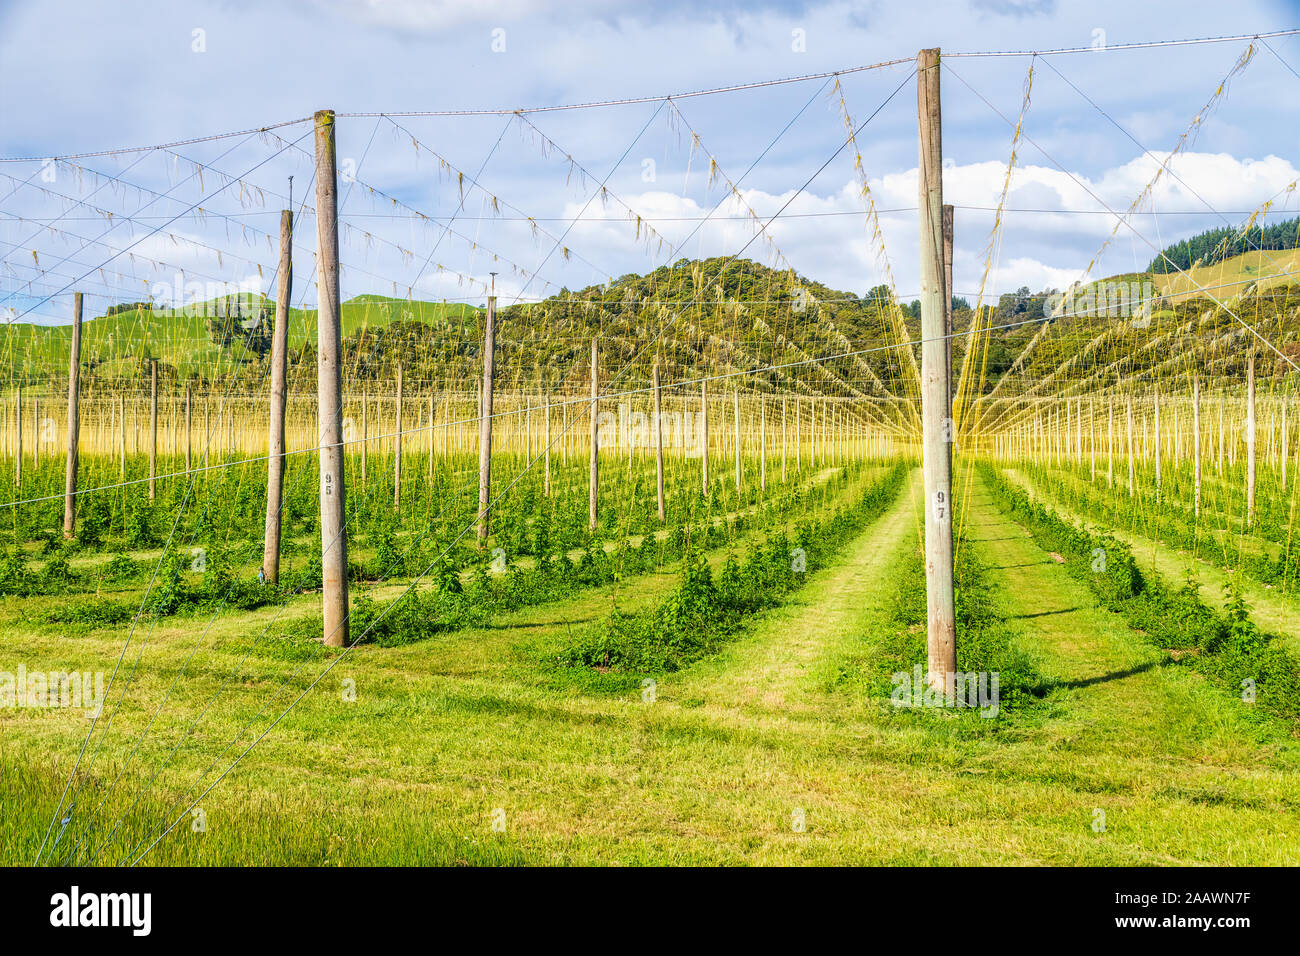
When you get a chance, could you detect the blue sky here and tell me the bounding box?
[2,0,1300,323]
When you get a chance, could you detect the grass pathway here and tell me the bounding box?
[1003,466,1300,655]
[7,467,1300,865]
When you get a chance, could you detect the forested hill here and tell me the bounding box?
[1147,216,1300,273]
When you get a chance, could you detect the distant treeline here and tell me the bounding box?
[1148,217,1300,274]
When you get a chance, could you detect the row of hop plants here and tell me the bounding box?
[0,443,790,551]
[313,463,870,649]
[981,463,1300,722]
[1023,459,1299,588]
[553,463,908,674]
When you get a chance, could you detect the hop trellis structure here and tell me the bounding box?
[6,30,1300,867]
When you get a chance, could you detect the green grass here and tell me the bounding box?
[5,465,1300,865]
[1,295,479,381]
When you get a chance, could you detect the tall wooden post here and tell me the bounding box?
[148,359,158,501]
[700,379,709,496]
[795,398,801,472]
[781,397,788,482]
[653,362,665,522]
[1193,375,1202,518]
[918,47,956,695]
[62,292,83,538]
[1107,401,1115,487]
[1247,349,1257,527]
[1126,397,1135,496]
[942,203,954,404]
[118,393,126,479]
[589,337,599,531]
[360,392,368,486]
[478,295,496,545]
[1283,395,1289,492]
[1153,390,1161,502]
[315,109,349,647]
[184,384,193,473]
[262,208,292,585]
[733,389,742,494]
[1218,398,1225,473]
[394,361,403,511]
[544,391,552,495]
[13,387,21,489]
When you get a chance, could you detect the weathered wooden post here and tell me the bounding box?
[733,389,742,494]
[781,396,788,483]
[1107,399,1115,487]
[942,203,954,404]
[918,47,956,695]
[700,379,709,496]
[262,208,292,585]
[62,292,83,538]
[1193,374,1202,518]
[1153,389,1162,502]
[13,386,21,489]
[1247,349,1257,526]
[795,398,801,472]
[394,361,403,512]
[589,337,599,531]
[315,109,349,647]
[544,391,552,495]
[478,292,497,546]
[653,362,665,522]
[184,383,193,473]
[360,392,368,486]
[428,393,435,479]
[149,359,158,501]
[1283,395,1289,492]
[1127,397,1135,496]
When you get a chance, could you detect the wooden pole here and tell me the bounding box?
[918,47,956,695]
[1153,390,1161,502]
[315,109,349,647]
[1247,349,1257,527]
[62,292,83,537]
[733,389,742,495]
[13,386,20,489]
[795,398,801,472]
[394,361,403,512]
[262,208,292,585]
[185,383,193,473]
[781,397,788,483]
[942,202,954,403]
[760,396,767,495]
[589,337,599,531]
[544,391,552,496]
[1107,399,1114,487]
[1193,375,1202,518]
[119,393,126,480]
[700,379,709,496]
[1283,395,1290,492]
[653,362,665,523]
[360,392,368,486]
[478,295,496,545]
[149,358,158,501]
[1127,397,1135,497]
